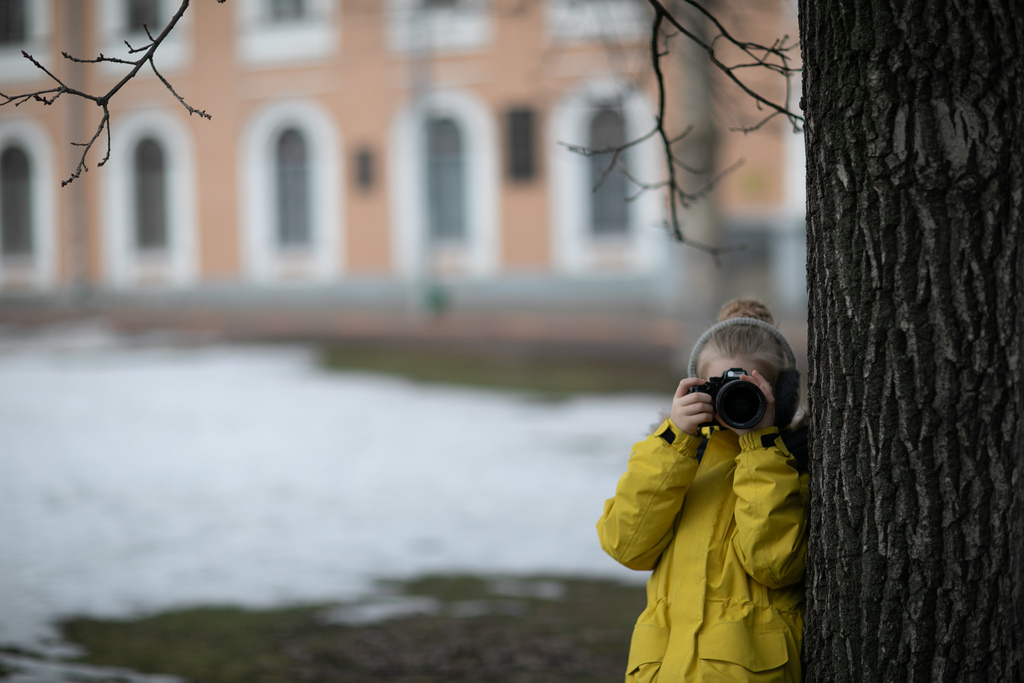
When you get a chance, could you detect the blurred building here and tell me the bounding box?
[0,0,805,320]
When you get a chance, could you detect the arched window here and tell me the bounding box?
[127,0,160,33]
[589,107,628,236]
[425,117,465,242]
[0,145,32,256]
[134,137,167,250]
[102,112,198,288]
[275,128,311,248]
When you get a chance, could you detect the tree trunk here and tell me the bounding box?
[798,0,1024,680]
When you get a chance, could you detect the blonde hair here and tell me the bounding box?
[686,299,804,429]
[693,299,791,385]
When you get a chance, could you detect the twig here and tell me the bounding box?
[151,61,210,119]
[0,0,215,186]
[561,0,802,258]
[647,0,801,129]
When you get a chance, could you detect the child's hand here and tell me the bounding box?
[670,378,714,436]
[726,369,776,435]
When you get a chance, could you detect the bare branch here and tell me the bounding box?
[657,218,747,266]
[63,110,111,187]
[0,0,216,186]
[647,0,801,129]
[669,153,706,176]
[560,0,801,258]
[649,9,686,242]
[591,148,623,193]
[151,61,211,120]
[559,124,661,158]
[729,109,784,135]
[0,85,64,108]
[20,51,72,92]
[61,51,136,66]
[675,0,800,81]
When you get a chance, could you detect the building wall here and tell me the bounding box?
[0,0,805,309]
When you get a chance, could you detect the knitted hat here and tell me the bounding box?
[687,316,801,428]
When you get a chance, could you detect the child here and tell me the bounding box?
[597,299,809,682]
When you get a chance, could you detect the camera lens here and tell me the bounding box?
[716,381,765,429]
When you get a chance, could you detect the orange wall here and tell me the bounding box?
[1,0,797,286]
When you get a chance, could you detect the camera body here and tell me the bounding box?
[688,368,766,430]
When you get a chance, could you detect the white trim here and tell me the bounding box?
[101,109,198,289]
[544,0,647,44]
[548,78,665,274]
[239,99,343,283]
[0,0,52,84]
[0,118,57,290]
[387,0,493,55]
[236,0,336,66]
[389,89,499,278]
[96,0,190,74]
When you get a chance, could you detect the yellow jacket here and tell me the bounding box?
[598,419,808,682]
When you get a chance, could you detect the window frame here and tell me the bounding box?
[0,119,57,290]
[274,127,312,250]
[544,0,648,44]
[587,106,629,237]
[0,145,33,258]
[236,0,336,66]
[268,0,307,22]
[506,107,538,183]
[387,0,493,54]
[239,99,343,283]
[425,117,467,243]
[101,110,198,289]
[389,89,499,278]
[548,78,664,274]
[132,136,169,252]
[354,147,375,192]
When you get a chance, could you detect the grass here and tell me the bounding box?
[54,575,646,683]
[318,344,678,396]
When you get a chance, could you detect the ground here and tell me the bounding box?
[0,333,659,683]
[53,576,646,683]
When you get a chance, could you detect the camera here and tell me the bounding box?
[688,368,766,430]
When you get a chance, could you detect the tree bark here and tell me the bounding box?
[799,0,1024,680]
